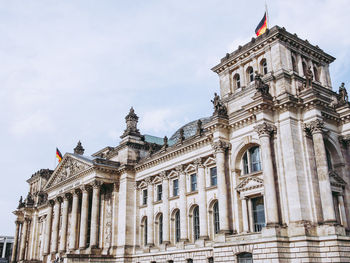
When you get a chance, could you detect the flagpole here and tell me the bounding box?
[265,0,269,29]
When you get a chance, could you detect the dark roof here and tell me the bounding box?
[170,117,211,142]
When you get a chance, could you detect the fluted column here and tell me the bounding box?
[51,197,62,253]
[146,178,154,246]
[177,165,188,241]
[59,194,70,252]
[212,140,230,233]
[79,185,90,249]
[19,218,29,261]
[69,189,80,251]
[160,172,170,244]
[195,158,209,239]
[338,195,348,228]
[90,181,102,248]
[254,122,279,226]
[305,119,336,223]
[43,201,54,255]
[11,221,21,263]
[111,182,119,249]
[241,198,249,232]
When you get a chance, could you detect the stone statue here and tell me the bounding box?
[338,82,348,105]
[17,196,24,209]
[26,192,34,207]
[74,141,85,155]
[162,136,168,149]
[305,66,313,88]
[211,93,227,116]
[196,119,203,136]
[179,128,185,143]
[254,72,270,96]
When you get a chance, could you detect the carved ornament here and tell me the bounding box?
[211,140,231,153]
[51,158,90,186]
[339,135,350,148]
[304,119,325,135]
[254,122,276,137]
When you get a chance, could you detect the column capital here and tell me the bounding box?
[92,180,103,189]
[72,188,81,195]
[80,184,91,192]
[56,196,63,203]
[64,192,72,201]
[304,119,325,135]
[15,220,22,225]
[113,181,120,192]
[193,157,204,168]
[175,165,185,174]
[254,122,276,138]
[159,171,169,180]
[212,140,231,153]
[48,199,55,206]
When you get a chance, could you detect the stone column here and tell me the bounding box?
[11,221,21,263]
[338,195,348,228]
[51,197,62,253]
[212,140,230,233]
[19,218,29,261]
[59,194,70,252]
[2,237,7,258]
[161,172,170,244]
[111,182,119,249]
[79,185,90,249]
[194,158,209,239]
[146,178,154,246]
[177,165,188,241]
[241,198,249,232]
[254,122,279,226]
[69,189,80,251]
[43,201,54,255]
[90,180,102,248]
[305,119,336,223]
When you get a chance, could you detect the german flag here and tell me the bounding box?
[255,12,267,36]
[56,148,63,163]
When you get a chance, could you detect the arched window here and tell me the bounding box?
[237,252,253,263]
[234,73,241,89]
[141,217,148,246]
[247,67,254,83]
[302,62,307,76]
[242,146,261,174]
[261,59,268,75]
[175,210,180,242]
[313,66,319,82]
[213,201,220,234]
[159,214,163,244]
[292,56,298,73]
[193,206,200,240]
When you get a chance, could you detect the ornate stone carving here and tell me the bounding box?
[144,177,152,185]
[74,141,85,155]
[211,93,227,116]
[193,158,204,168]
[92,180,103,189]
[254,72,270,97]
[196,119,203,136]
[162,136,168,149]
[52,158,89,186]
[254,122,276,137]
[305,66,313,89]
[175,165,184,173]
[338,82,348,106]
[17,196,25,209]
[304,119,324,135]
[178,128,185,143]
[37,192,48,206]
[339,134,350,148]
[120,107,141,138]
[25,192,34,207]
[159,171,168,180]
[48,199,55,206]
[212,140,231,153]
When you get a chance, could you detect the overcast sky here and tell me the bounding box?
[1,0,349,235]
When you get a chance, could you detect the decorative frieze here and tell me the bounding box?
[304,119,325,135]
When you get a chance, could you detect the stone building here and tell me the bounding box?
[0,236,14,263]
[11,26,350,263]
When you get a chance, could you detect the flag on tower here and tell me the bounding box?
[255,12,267,36]
[56,148,63,163]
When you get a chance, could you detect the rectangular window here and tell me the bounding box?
[210,167,217,186]
[190,173,197,191]
[173,179,179,196]
[142,189,148,205]
[250,147,261,173]
[157,184,162,201]
[333,193,341,224]
[251,196,265,232]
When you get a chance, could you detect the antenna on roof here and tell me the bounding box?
[265,0,269,29]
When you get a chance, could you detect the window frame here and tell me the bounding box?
[142,189,148,205]
[157,184,162,201]
[242,146,262,175]
[159,214,163,244]
[210,167,217,186]
[251,196,266,232]
[175,210,181,242]
[173,179,179,197]
[213,201,220,234]
[247,67,254,83]
[190,173,197,192]
[193,206,200,240]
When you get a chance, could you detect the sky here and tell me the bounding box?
[1,0,350,235]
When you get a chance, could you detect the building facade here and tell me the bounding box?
[0,236,14,263]
[11,26,350,263]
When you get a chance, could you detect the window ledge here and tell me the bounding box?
[240,170,262,178]
[153,200,162,205]
[169,195,179,201]
[139,204,147,208]
[206,185,217,191]
[186,190,198,196]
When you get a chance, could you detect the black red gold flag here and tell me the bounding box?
[56,148,63,163]
[255,12,267,36]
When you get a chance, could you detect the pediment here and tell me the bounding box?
[45,155,92,189]
[329,171,346,187]
[236,176,263,192]
[185,164,196,174]
[203,156,216,167]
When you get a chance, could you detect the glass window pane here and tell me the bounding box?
[157,184,162,201]
[210,167,217,186]
[173,179,179,196]
[250,147,261,172]
[191,174,197,191]
[252,196,265,232]
[193,206,200,240]
[175,210,180,242]
[243,152,249,174]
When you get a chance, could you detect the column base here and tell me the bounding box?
[199,235,209,240]
[219,229,231,235]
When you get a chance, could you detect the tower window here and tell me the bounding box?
[190,174,197,192]
[252,196,265,232]
[142,189,148,205]
[242,146,262,174]
[247,67,254,83]
[193,206,200,240]
[210,167,217,186]
[234,73,241,89]
[173,179,179,196]
[261,59,268,75]
[157,184,162,201]
[292,56,298,73]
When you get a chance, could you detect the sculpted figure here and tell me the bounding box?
[305,66,313,88]
[254,71,270,95]
[338,82,348,105]
[211,93,227,116]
